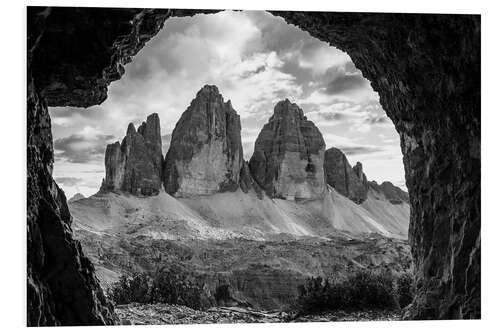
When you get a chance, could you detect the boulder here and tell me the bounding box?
[249,99,326,200]
[163,85,244,196]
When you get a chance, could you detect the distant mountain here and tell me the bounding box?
[100,113,163,196]
[163,85,244,196]
[71,85,411,311]
[249,99,326,200]
[68,192,85,203]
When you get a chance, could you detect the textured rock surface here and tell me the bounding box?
[101,114,163,196]
[27,6,215,325]
[249,100,326,200]
[27,76,116,326]
[273,12,480,319]
[324,148,368,203]
[163,85,244,196]
[115,303,403,324]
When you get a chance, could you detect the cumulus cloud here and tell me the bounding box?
[325,73,369,95]
[54,177,83,187]
[336,146,386,156]
[49,10,405,195]
[53,128,115,163]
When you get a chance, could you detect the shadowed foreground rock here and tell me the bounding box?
[27,7,480,324]
[273,11,480,319]
[27,7,216,326]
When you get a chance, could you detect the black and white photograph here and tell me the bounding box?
[5,0,496,329]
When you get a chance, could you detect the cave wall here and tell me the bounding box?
[272,12,480,319]
[27,6,215,326]
[27,7,480,324]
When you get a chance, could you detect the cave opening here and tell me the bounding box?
[27,7,480,325]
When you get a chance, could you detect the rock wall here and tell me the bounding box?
[163,85,244,196]
[273,12,480,319]
[324,147,368,203]
[249,99,326,200]
[101,114,163,196]
[27,6,216,325]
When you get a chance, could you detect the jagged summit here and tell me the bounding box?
[162,85,244,196]
[101,113,163,196]
[249,99,326,200]
[271,99,304,119]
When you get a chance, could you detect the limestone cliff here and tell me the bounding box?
[324,147,368,203]
[163,85,244,196]
[249,99,326,200]
[101,113,163,196]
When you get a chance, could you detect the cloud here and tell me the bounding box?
[325,73,369,95]
[53,128,115,163]
[48,10,405,197]
[336,146,386,156]
[54,177,83,187]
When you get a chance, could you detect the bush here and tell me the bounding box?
[396,272,415,309]
[297,269,413,314]
[108,272,152,305]
[108,264,213,310]
[149,265,213,310]
[347,270,398,310]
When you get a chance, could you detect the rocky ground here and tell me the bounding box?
[116,303,403,325]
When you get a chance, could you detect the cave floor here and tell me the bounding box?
[116,303,403,325]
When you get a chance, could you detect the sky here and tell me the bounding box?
[49,10,405,198]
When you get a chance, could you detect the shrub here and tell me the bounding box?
[108,264,213,309]
[108,272,152,305]
[346,270,398,310]
[149,265,213,310]
[297,269,413,314]
[396,272,415,309]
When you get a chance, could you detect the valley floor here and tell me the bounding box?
[116,303,403,325]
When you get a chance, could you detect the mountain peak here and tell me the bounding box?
[101,113,163,196]
[126,123,136,135]
[272,98,304,120]
[163,86,244,196]
[324,148,368,204]
[249,100,325,200]
[196,84,220,97]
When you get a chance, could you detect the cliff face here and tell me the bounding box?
[249,100,326,200]
[101,114,163,196]
[163,85,244,196]
[324,148,368,204]
[274,12,480,319]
